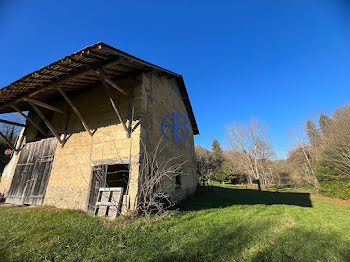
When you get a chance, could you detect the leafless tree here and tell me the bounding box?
[226,117,274,190]
[0,113,24,144]
[195,145,214,186]
[288,123,317,180]
[320,105,350,180]
[136,139,186,215]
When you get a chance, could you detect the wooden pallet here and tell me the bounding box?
[94,187,124,218]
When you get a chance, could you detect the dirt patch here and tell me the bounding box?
[35,205,63,213]
[313,195,350,206]
[0,202,23,208]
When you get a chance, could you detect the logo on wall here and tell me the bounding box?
[161,112,189,142]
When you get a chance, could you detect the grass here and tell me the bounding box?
[0,183,349,262]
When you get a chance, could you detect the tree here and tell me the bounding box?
[288,123,316,180]
[211,139,224,183]
[136,139,186,215]
[319,113,332,137]
[319,105,350,180]
[0,113,24,175]
[306,120,321,148]
[195,145,214,186]
[226,117,274,191]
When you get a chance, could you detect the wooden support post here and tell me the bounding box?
[100,76,129,134]
[0,131,16,152]
[15,131,25,151]
[10,105,48,137]
[126,89,134,138]
[27,101,63,144]
[0,119,25,127]
[57,87,93,136]
[96,68,128,95]
[23,98,64,114]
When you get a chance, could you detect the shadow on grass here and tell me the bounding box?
[251,227,350,262]
[177,186,312,211]
[154,220,276,262]
[155,223,350,262]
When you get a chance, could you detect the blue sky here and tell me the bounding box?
[1,0,350,158]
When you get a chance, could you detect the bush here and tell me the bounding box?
[315,161,350,200]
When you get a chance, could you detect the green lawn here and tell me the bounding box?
[0,183,349,262]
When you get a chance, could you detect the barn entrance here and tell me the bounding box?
[6,138,57,205]
[87,164,129,217]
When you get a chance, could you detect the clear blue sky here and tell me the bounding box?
[1,0,350,158]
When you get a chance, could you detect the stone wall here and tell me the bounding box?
[139,73,198,202]
[38,76,142,210]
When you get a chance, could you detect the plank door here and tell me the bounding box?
[6,138,57,205]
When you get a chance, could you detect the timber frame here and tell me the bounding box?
[0,42,199,149]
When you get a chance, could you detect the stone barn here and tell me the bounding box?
[0,42,199,216]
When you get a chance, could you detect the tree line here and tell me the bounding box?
[196,105,350,199]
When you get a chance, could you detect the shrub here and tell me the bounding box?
[315,161,350,200]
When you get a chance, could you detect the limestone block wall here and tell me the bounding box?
[139,73,198,202]
[31,76,143,211]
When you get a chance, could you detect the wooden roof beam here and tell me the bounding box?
[27,101,63,145]
[96,68,127,95]
[86,51,109,60]
[57,87,93,137]
[0,59,123,112]
[100,76,128,134]
[69,58,91,67]
[0,118,25,127]
[10,105,48,137]
[23,98,64,114]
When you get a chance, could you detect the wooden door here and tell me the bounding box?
[87,165,107,213]
[6,138,57,205]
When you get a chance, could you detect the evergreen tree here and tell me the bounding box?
[211,139,224,183]
[319,113,332,136]
[306,120,321,147]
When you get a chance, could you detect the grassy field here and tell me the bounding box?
[0,183,349,262]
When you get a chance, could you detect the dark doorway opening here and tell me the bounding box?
[106,164,129,190]
[87,163,130,214]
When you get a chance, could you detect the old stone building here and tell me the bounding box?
[0,42,199,216]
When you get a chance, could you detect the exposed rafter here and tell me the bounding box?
[57,87,93,137]
[23,98,64,114]
[0,119,25,127]
[96,68,128,95]
[100,76,128,134]
[28,101,63,144]
[0,60,122,113]
[10,105,48,137]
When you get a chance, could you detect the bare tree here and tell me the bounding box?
[0,113,24,144]
[195,145,214,186]
[136,139,186,215]
[288,123,316,179]
[226,117,274,191]
[320,105,350,180]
